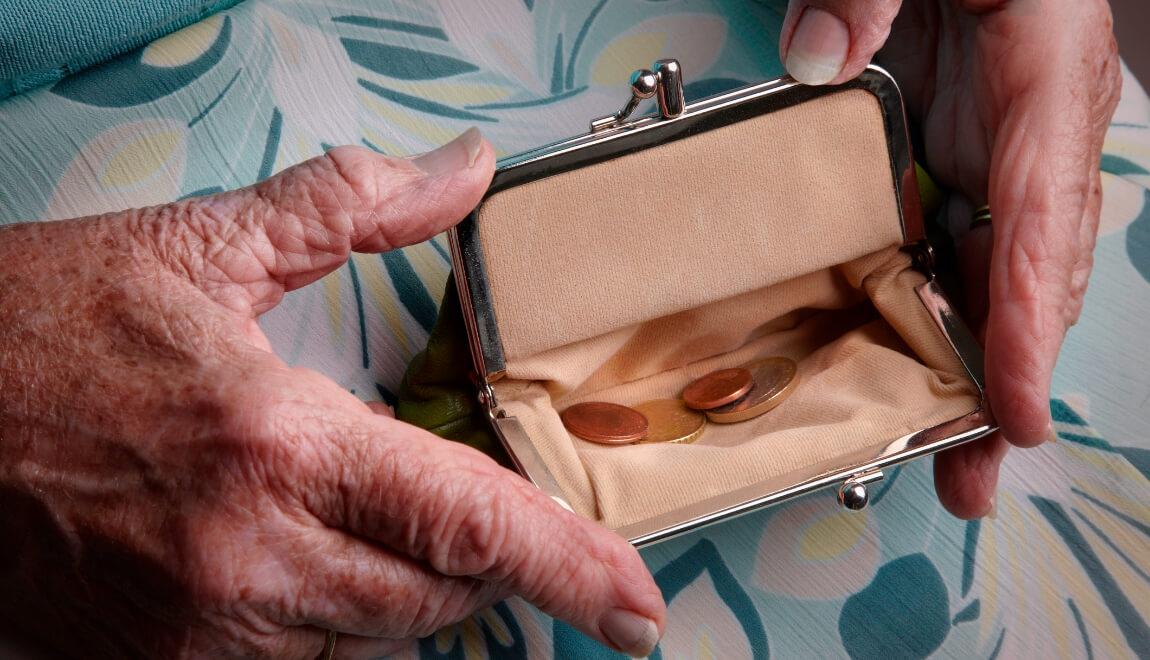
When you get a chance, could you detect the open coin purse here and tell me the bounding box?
[449,61,995,546]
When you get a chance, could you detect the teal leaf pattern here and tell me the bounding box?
[341,39,479,80]
[839,554,950,659]
[1101,153,1150,176]
[1031,497,1150,656]
[987,628,1007,659]
[257,108,283,181]
[374,383,397,407]
[178,186,224,200]
[565,0,610,89]
[3,3,1150,659]
[332,15,448,40]
[51,16,232,107]
[1070,488,1150,538]
[1126,189,1150,284]
[650,539,768,660]
[866,463,902,506]
[357,78,496,122]
[1070,509,1150,583]
[187,68,241,128]
[683,77,748,102]
[380,251,438,333]
[550,34,565,95]
[1115,445,1150,482]
[346,257,370,370]
[361,137,386,153]
[951,599,980,625]
[961,518,980,597]
[1068,599,1095,660]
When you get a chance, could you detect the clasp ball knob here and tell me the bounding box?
[629,69,659,99]
[838,481,870,511]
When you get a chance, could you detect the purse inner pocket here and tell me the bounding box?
[491,246,979,528]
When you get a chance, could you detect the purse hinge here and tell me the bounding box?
[469,371,504,420]
[477,380,505,421]
[907,239,936,281]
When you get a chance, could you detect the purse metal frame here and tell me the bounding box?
[448,64,996,547]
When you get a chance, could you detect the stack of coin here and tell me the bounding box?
[559,356,798,444]
[700,357,798,423]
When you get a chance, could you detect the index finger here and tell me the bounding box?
[299,411,666,657]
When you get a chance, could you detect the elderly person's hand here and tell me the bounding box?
[780,0,1121,518]
[0,130,664,658]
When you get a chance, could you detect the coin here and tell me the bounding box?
[561,402,649,444]
[682,367,755,410]
[633,399,707,444]
[705,357,798,424]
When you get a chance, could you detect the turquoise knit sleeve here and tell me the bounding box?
[0,0,244,100]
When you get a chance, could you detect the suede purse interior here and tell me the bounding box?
[470,88,980,529]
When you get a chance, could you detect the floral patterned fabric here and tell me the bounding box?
[1,1,1147,658]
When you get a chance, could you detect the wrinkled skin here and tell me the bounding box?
[0,1,1121,655]
[781,0,1121,517]
[0,133,665,658]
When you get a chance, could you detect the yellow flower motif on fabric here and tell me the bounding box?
[99,129,183,188]
[140,15,225,68]
[799,510,867,560]
[754,499,879,599]
[591,33,667,85]
[433,607,514,660]
[47,119,187,219]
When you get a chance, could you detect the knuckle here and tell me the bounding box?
[150,199,256,285]
[322,146,380,205]
[1003,239,1046,305]
[436,474,511,577]
[397,581,483,639]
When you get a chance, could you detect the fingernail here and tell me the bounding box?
[785,7,850,85]
[1045,424,1058,443]
[412,127,484,174]
[600,609,659,658]
[985,496,998,520]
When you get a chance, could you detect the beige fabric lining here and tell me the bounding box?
[478,89,903,361]
[474,85,977,528]
[492,249,979,528]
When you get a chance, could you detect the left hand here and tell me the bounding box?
[778,0,1122,517]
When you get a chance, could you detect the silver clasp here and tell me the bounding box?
[590,59,685,132]
[838,469,885,511]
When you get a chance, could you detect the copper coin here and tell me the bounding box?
[561,402,649,444]
[681,367,755,410]
[706,357,798,424]
[633,399,706,444]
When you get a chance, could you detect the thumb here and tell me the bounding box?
[134,128,494,315]
[779,0,903,85]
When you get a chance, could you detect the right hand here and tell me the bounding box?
[778,0,1120,519]
[0,129,665,658]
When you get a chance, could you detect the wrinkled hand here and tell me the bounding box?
[0,130,664,658]
[780,0,1121,517]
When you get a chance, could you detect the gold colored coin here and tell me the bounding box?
[705,357,798,424]
[633,399,706,444]
[561,402,649,444]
